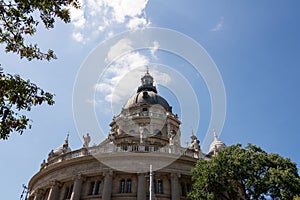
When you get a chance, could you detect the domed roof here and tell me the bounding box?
[123,90,171,111]
[123,69,172,111]
[209,131,226,154]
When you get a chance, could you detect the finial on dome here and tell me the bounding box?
[190,129,197,140]
[146,65,149,74]
[213,129,218,141]
[64,133,69,145]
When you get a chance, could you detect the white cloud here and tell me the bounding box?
[72,32,84,42]
[70,0,150,43]
[150,40,159,58]
[70,7,86,29]
[211,17,224,32]
[94,83,112,93]
[94,39,170,107]
[152,69,171,85]
[126,17,150,30]
[106,39,133,63]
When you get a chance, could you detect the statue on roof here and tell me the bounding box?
[83,133,91,148]
[189,130,200,152]
[108,131,116,144]
[168,129,176,146]
[63,133,69,148]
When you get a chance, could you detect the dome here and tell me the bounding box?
[53,144,71,154]
[209,131,226,154]
[123,69,172,111]
[123,90,171,111]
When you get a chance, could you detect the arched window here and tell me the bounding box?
[154,129,162,135]
[126,179,132,193]
[120,179,125,193]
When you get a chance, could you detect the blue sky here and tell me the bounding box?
[1,1,300,199]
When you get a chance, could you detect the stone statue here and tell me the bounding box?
[48,149,54,158]
[139,125,146,144]
[108,131,116,143]
[168,130,176,145]
[40,159,47,169]
[189,138,200,152]
[189,131,200,152]
[63,133,69,149]
[83,133,91,148]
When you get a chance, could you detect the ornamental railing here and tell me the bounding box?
[41,144,201,170]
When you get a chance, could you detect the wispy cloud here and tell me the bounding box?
[150,40,159,58]
[70,0,150,43]
[94,38,170,106]
[211,17,224,32]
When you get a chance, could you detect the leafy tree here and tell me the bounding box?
[0,0,79,139]
[189,144,300,200]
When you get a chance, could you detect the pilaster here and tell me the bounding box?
[170,173,181,200]
[102,170,113,200]
[47,181,61,200]
[137,173,146,200]
[70,174,83,200]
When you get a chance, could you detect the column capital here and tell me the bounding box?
[170,172,181,179]
[137,172,146,177]
[35,188,44,195]
[49,180,62,187]
[72,174,83,181]
[33,188,44,200]
[103,169,113,177]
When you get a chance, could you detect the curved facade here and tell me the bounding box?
[27,71,221,200]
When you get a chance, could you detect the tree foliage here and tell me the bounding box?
[0,71,54,139]
[0,0,79,139]
[0,0,79,60]
[189,144,300,200]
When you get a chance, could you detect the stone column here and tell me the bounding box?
[33,189,43,200]
[102,170,113,200]
[70,175,83,200]
[137,173,146,200]
[47,181,61,200]
[170,173,180,200]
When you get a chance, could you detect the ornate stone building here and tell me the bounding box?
[27,70,225,200]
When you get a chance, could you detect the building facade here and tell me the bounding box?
[27,70,225,200]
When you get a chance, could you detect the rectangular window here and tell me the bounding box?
[126,179,132,193]
[95,181,101,194]
[64,187,69,199]
[68,184,73,199]
[120,179,125,193]
[89,181,95,195]
[157,180,163,194]
[181,182,186,196]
